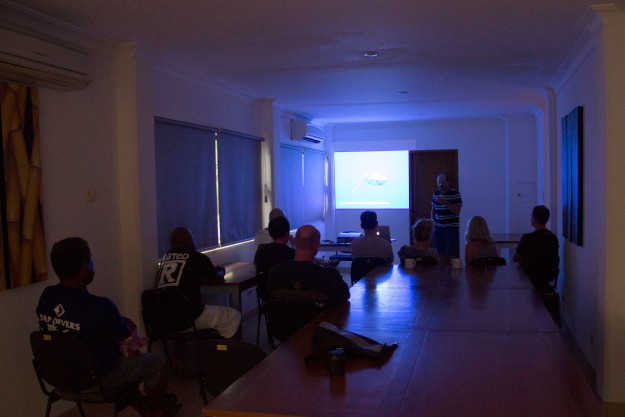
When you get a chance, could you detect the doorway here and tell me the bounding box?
[409,150,459,244]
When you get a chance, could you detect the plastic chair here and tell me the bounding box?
[141,288,221,372]
[350,257,387,284]
[184,339,266,404]
[30,331,145,417]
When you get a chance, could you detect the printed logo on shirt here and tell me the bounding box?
[39,306,81,331]
[54,303,65,318]
[157,257,187,287]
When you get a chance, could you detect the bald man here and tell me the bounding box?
[267,225,350,340]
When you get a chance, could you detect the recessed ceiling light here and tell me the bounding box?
[363,50,379,57]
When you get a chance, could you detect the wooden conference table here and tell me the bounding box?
[203,264,600,417]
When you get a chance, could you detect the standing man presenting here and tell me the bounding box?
[431,173,462,264]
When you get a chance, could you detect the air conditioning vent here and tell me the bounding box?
[290,119,324,144]
[0,24,94,91]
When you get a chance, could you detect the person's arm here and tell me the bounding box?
[446,201,461,215]
[203,253,225,284]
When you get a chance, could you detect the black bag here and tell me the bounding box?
[311,322,397,359]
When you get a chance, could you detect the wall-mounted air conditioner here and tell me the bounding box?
[0,24,94,90]
[290,119,324,144]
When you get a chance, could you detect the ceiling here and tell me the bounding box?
[2,0,606,125]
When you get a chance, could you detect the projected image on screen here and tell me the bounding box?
[334,151,409,209]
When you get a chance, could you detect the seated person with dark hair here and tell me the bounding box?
[36,237,180,417]
[350,210,394,264]
[398,218,439,264]
[267,225,350,341]
[254,216,295,275]
[513,205,560,291]
[157,227,241,339]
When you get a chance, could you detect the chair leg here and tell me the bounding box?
[263,311,276,350]
[161,340,175,371]
[45,396,54,417]
[256,308,262,346]
[76,402,87,417]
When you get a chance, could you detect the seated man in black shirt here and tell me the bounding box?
[513,205,560,291]
[267,225,350,341]
[157,227,241,339]
[254,216,295,275]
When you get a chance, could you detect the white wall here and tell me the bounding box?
[0,16,266,417]
[553,6,625,404]
[329,118,537,264]
[553,17,605,395]
[0,31,126,417]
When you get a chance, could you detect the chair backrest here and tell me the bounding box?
[267,289,326,342]
[255,271,269,302]
[30,331,101,393]
[350,257,387,283]
[141,288,196,338]
[185,339,266,401]
[525,254,560,291]
[470,256,507,267]
[413,256,438,266]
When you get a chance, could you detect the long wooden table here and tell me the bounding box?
[203,265,600,417]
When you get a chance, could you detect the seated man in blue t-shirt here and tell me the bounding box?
[36,237,180,417]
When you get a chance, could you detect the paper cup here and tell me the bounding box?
[451,258,462,269]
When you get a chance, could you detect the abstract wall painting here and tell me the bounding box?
[0,82,48,290]
[561,106,583,246]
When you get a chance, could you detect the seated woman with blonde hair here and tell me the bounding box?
[464,215,498,265]
[398,218,439,265]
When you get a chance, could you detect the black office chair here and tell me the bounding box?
[30,331,145,417]
[184,339,267,404]
[531,255,561,325]
[267,288,327,343]
[350,257,387,284]
[255,271,276,349]
[470,256,507,267]
[141,288,221,372]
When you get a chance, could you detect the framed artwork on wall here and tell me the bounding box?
[0,82,48,290]
[561,106,583,246]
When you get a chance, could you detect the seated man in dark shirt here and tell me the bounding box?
[267,225,350,341]
[157,227,241,339]
[513,205,560,291]
[254,216,295,275]
[36,237,180,417]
